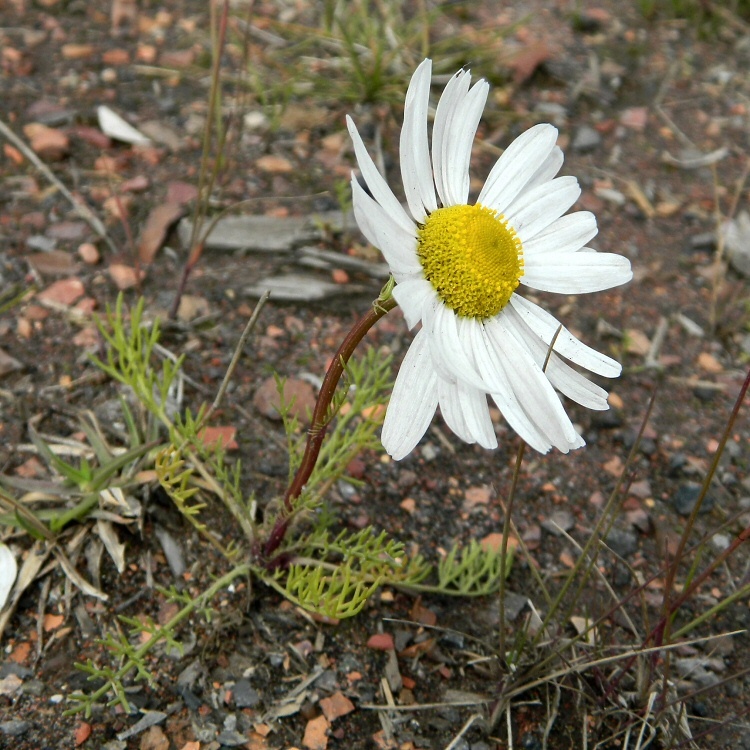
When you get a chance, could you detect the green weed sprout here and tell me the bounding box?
[62,287,509,715]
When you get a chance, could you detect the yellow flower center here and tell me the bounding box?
[417,203,524,319]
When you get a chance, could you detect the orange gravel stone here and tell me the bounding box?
[319,691,355,722]
[366,633,394,651]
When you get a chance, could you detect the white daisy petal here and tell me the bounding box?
[456,381,497,448]
[438,377,469,441]
[504,306,609,410]
[522,212,598,258]
[400,59,437,222]
[523,252,634,294]
[505,176,581,242]
[424,299,486,391]
[436,354,496,449]
[382,328,439,460]
[524,145,564,191]
[351,177,422,281]
[509,295,622,377]
[392,277,432,329]
[346,115,414,235]
[478,124,559,213]
[432,69,471,207]
[546,355,610,410]
[467,322,555,452]
[444,80,489,206]
[487,315,581,451]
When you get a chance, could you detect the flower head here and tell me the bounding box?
[347,59,632,460]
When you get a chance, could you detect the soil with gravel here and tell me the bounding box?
[2,2,750,749]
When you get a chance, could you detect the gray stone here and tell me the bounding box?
[192,721,219,743]
[711,533,730,551]
[0,721,30,736]
[297,246,389,279]
[541,510,576,536]
[176,658,204,689]
[711,634,736,657]
[676,657,724,690]
[180,210,356,254]
[116,711,167,741]
[420,443,439,461]
[503,592,528,622]
[27,235,57,252]
[316,670,338,692]
[672,483,714,516]
[605,528,638,557]
[180,215,308,253]
[533,102,568,125]
[692,670,721,690]
[232,678,260,708]
[0,663,33,679]
[245,273,366,302]
[216,729,249,746]
[20,679,45,697]
[572,125,602,152]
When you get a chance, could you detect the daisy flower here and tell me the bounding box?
[347,59,632,460]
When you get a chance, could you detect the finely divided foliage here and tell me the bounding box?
[347,59,633,459]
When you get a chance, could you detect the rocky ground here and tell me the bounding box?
[1,1,750,748]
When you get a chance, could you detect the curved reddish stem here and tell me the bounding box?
[262,297,397,559]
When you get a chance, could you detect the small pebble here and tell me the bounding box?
[693,386,716,402]
[691,700,709,718]
[605,528,638,557]
[711,533,730,551]
[668,453,688,475]
[231,678,260,708]
[216,729,250,747]
[672,483,714,516]
[521,732,543,750]
[421,443,438,461]
[78,242,100,264]
[591,408,624,429]
[0,721,30,737]
[27,235,57,252]
[572,125,602,152]
[20,679,45,697]
[541,510,575,536]
[726,681,741,697]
